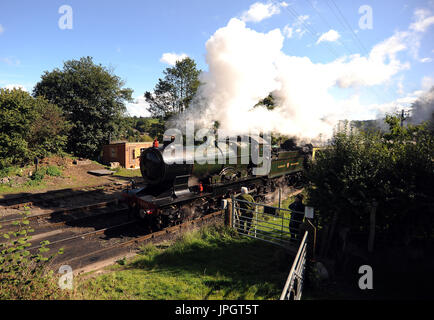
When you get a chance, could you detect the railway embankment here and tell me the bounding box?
[71,225,291,300]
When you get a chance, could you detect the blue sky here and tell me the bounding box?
[1,0,433,120]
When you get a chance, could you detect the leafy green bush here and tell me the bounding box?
[306,115,434,244]
[45,165,62,177]
[0,207,66,299]
[27,166,62,186]
[30,170,45,182]
[0,167,20,179]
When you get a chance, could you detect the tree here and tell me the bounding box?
[33,57,133,159]
[255,93,276,110]
[0,89,36,168]
[29,100,69,159]
[0,88,68,168]
[306,116,433,256]
[145,57,201,119]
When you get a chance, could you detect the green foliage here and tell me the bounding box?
[0,207,66,299]
[306,115,434,240]
[30,169,45,182]
[44,165,63,177]
[145,57,201,118]
[255,93,277,110]
[28,166,62,185]
[0,89,33,168]
[0,167,22,179]
[28,100,69,159]
[148,118,166,141]
[0,88,68,169]
[116,117,163,142]
[33,56,133,159]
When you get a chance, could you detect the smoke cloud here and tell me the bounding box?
[409,86,434,125]
[174,18,416,142]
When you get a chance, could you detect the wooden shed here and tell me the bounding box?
[102,141,153,169]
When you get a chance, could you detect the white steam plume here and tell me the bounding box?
[175,18,411,141]
[409,86,434,125]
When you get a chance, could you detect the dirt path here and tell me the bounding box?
[0,156,140,199]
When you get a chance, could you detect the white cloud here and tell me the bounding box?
[3,84,27,91]
[126,96,151,117]
[159,52,188,66]
[332,31,410,88]
[241,1,287,23]
[397,76,404,95]
[282,25,293,38]
[316,29,341,44]
[410,8,434,32]
[292,15,310,39]
[1,57,20,66]
[0,24,4,35]
[391,8,434,63]
[421,76,434,90]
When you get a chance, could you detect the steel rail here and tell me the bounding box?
[26,220,138,252]
[0,199,121,225]
[0,181,138,209]
[0,207,130,249]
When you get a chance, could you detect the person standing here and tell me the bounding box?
[237,187,255,234]
[289,194,305,243]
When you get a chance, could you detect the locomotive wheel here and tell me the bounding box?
[138,208,147,219]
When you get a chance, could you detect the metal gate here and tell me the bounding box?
[280,231,308,300]
[231,195,304,249]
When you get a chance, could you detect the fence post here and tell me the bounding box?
[226,198,233,227]
[305,219,317,262]
[254,204,257,238]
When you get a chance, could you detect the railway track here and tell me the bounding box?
[1,183,301,276]
[0,180,143,209]
[1,193,224,275]
[0,199,122,226]
[56,211,224,275]
[1,186,302,277]
[0,200,131,248]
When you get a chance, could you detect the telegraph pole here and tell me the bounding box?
[400,109,411,127]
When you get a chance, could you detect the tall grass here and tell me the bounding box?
[73,225,291,300]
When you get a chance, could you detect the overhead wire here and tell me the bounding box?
[271,0,396,110]
[326,0,399,106]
